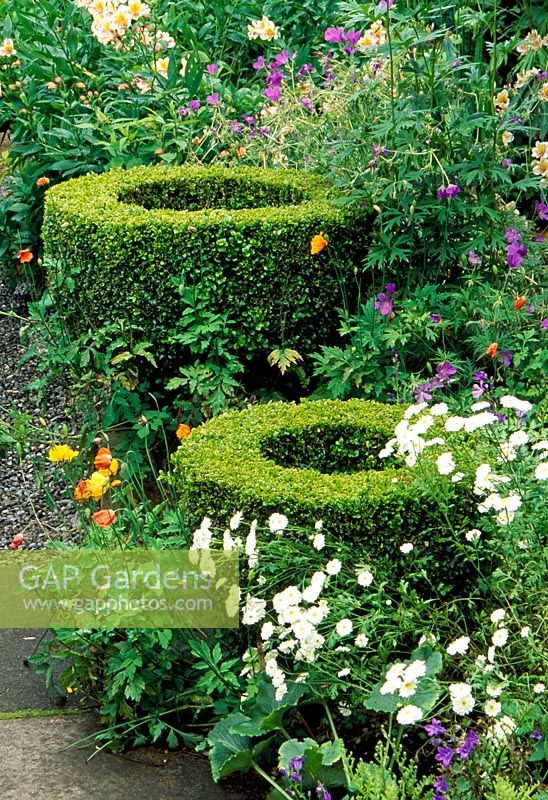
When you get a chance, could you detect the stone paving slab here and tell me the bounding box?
[0,715,263,800]
[0,629,76,712]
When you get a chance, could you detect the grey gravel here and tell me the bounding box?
[0,275,79,550]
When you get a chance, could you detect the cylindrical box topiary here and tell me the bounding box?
[42,165,369,371]
[171,398,471,563]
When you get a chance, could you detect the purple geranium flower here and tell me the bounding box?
[178,106,190,115]
[507,241,528,269]
[437,183,460,199]
[263,85,281,102]
[300,97,312,111]
[273,49,292,66]
[499,348,513,367]
[434,776,449,793]
[541,318,548,331]
[435,745,454,768]
[505,227,521,244]
[535,200,548,221]
[385,282,395,296]
[429,313,441,324]
[298,63,313,76]
[456,729,479,760]
[436,360,457,381]
[344,30,362,46]
[229,119,244,133]
[375,292,394,316]
[253,55,265,70]
[206,92,219,105]
[467,250,481,266]
[415,383,433,403]
[378,0,395,8]
[266,69,284,86]
[206,63,218,75]
[324,26,346,43]
[501,157,513,169]
[424,719,446,737]
[531,730,543,741]
[189,99,201,111]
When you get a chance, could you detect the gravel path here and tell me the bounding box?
[0,177,77,548]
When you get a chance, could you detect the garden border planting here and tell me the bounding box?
[42,165,369,366]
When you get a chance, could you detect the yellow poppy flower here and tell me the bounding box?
[87,471,110,501]
[48,445,80,463]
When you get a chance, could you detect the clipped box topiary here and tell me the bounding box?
[171,398,471,565]
[42,165,369,370]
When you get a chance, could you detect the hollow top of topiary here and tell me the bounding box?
[171,398,456,546]
[44,164,347,227]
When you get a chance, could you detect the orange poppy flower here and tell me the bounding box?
[36,176,50,187]
[74,480,91,503]
[514,296,526,310]
[94,447,112,470]
[17,249,33,263]
[486,342,499,358]
[176,423,192,439]
[91,509,117,528]
[310,233,328,255]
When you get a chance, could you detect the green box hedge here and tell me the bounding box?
[171,398,469,559]
[42,165,369,367]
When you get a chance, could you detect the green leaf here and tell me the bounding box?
[207,713,253,782]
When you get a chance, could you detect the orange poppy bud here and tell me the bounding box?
[310,233,328,255]
[91,509,117,528]
[514,296,526,310]
[176,423,191,439]
[236,146,247,158]
[36,176,50,187]
[9,533,24,550]
[94,447,112,470]
[17,249,33,263]
[486,342,499,358]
